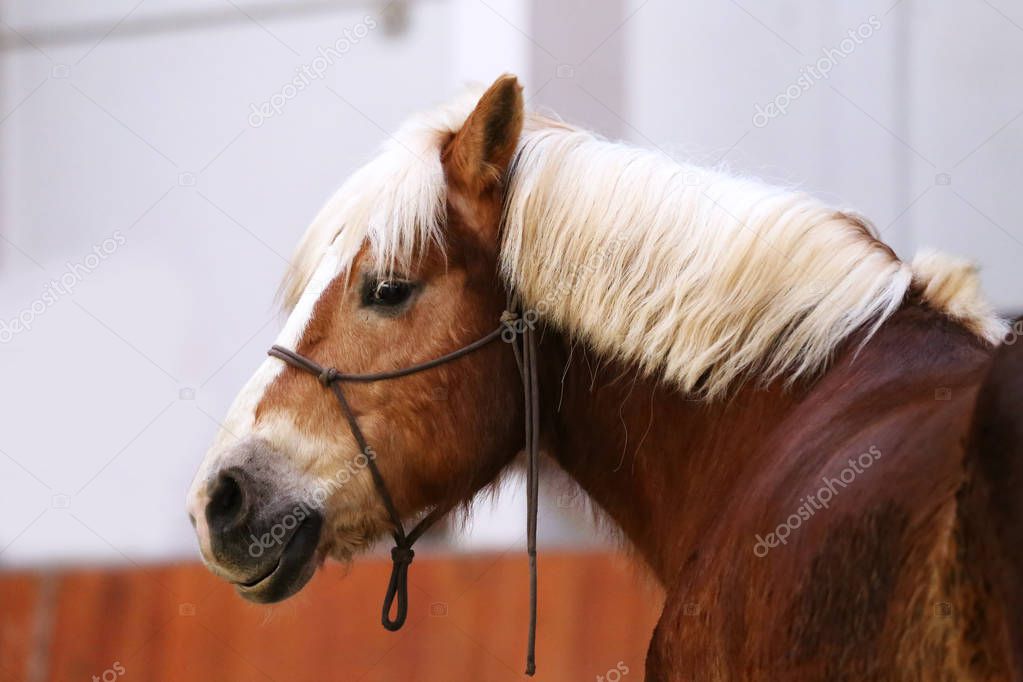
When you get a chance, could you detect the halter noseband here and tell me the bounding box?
[267,307,541,675]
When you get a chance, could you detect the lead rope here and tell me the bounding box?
[523,323,540,676]
[267,308,541,674]
[503,308,540,675]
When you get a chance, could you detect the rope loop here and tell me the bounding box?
[382,547,413,631]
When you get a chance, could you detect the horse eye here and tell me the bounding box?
[365,279,414,307]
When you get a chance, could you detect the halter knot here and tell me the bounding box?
[318,368,339,386]
[499,310,519,325]
[390,546,415,565]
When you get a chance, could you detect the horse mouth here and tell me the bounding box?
[234,512,324,603]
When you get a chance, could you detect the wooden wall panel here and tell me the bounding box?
[0,551,662,682]
[0,573,40,682]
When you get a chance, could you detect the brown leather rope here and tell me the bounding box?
[267,308,541,675]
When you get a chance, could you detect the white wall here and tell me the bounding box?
[905,1,1023,310]
[527,0,1022,309]
[0,0,458,566]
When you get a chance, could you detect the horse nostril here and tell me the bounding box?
[206,469,249,534]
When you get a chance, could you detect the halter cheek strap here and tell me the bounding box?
[267,308,541,675]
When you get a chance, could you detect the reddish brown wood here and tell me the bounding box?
[0,552,660,682]
[0,573,39,682]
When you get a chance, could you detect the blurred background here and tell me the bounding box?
[1,0,1020,680]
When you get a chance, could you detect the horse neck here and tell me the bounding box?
[538,302,996,585]
[538,333,802,582]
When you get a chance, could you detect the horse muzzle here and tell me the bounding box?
[188,444,325,603]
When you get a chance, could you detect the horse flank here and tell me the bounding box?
[281,90,1007,398]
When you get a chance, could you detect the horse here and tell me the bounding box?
[186,75,1023,680]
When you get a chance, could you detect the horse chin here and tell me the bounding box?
[321,511,391,565]
[234,512,324,604]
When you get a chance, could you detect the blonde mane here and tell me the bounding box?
[282,91,1007,399]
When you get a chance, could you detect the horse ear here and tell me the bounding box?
[443,74,524,195]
